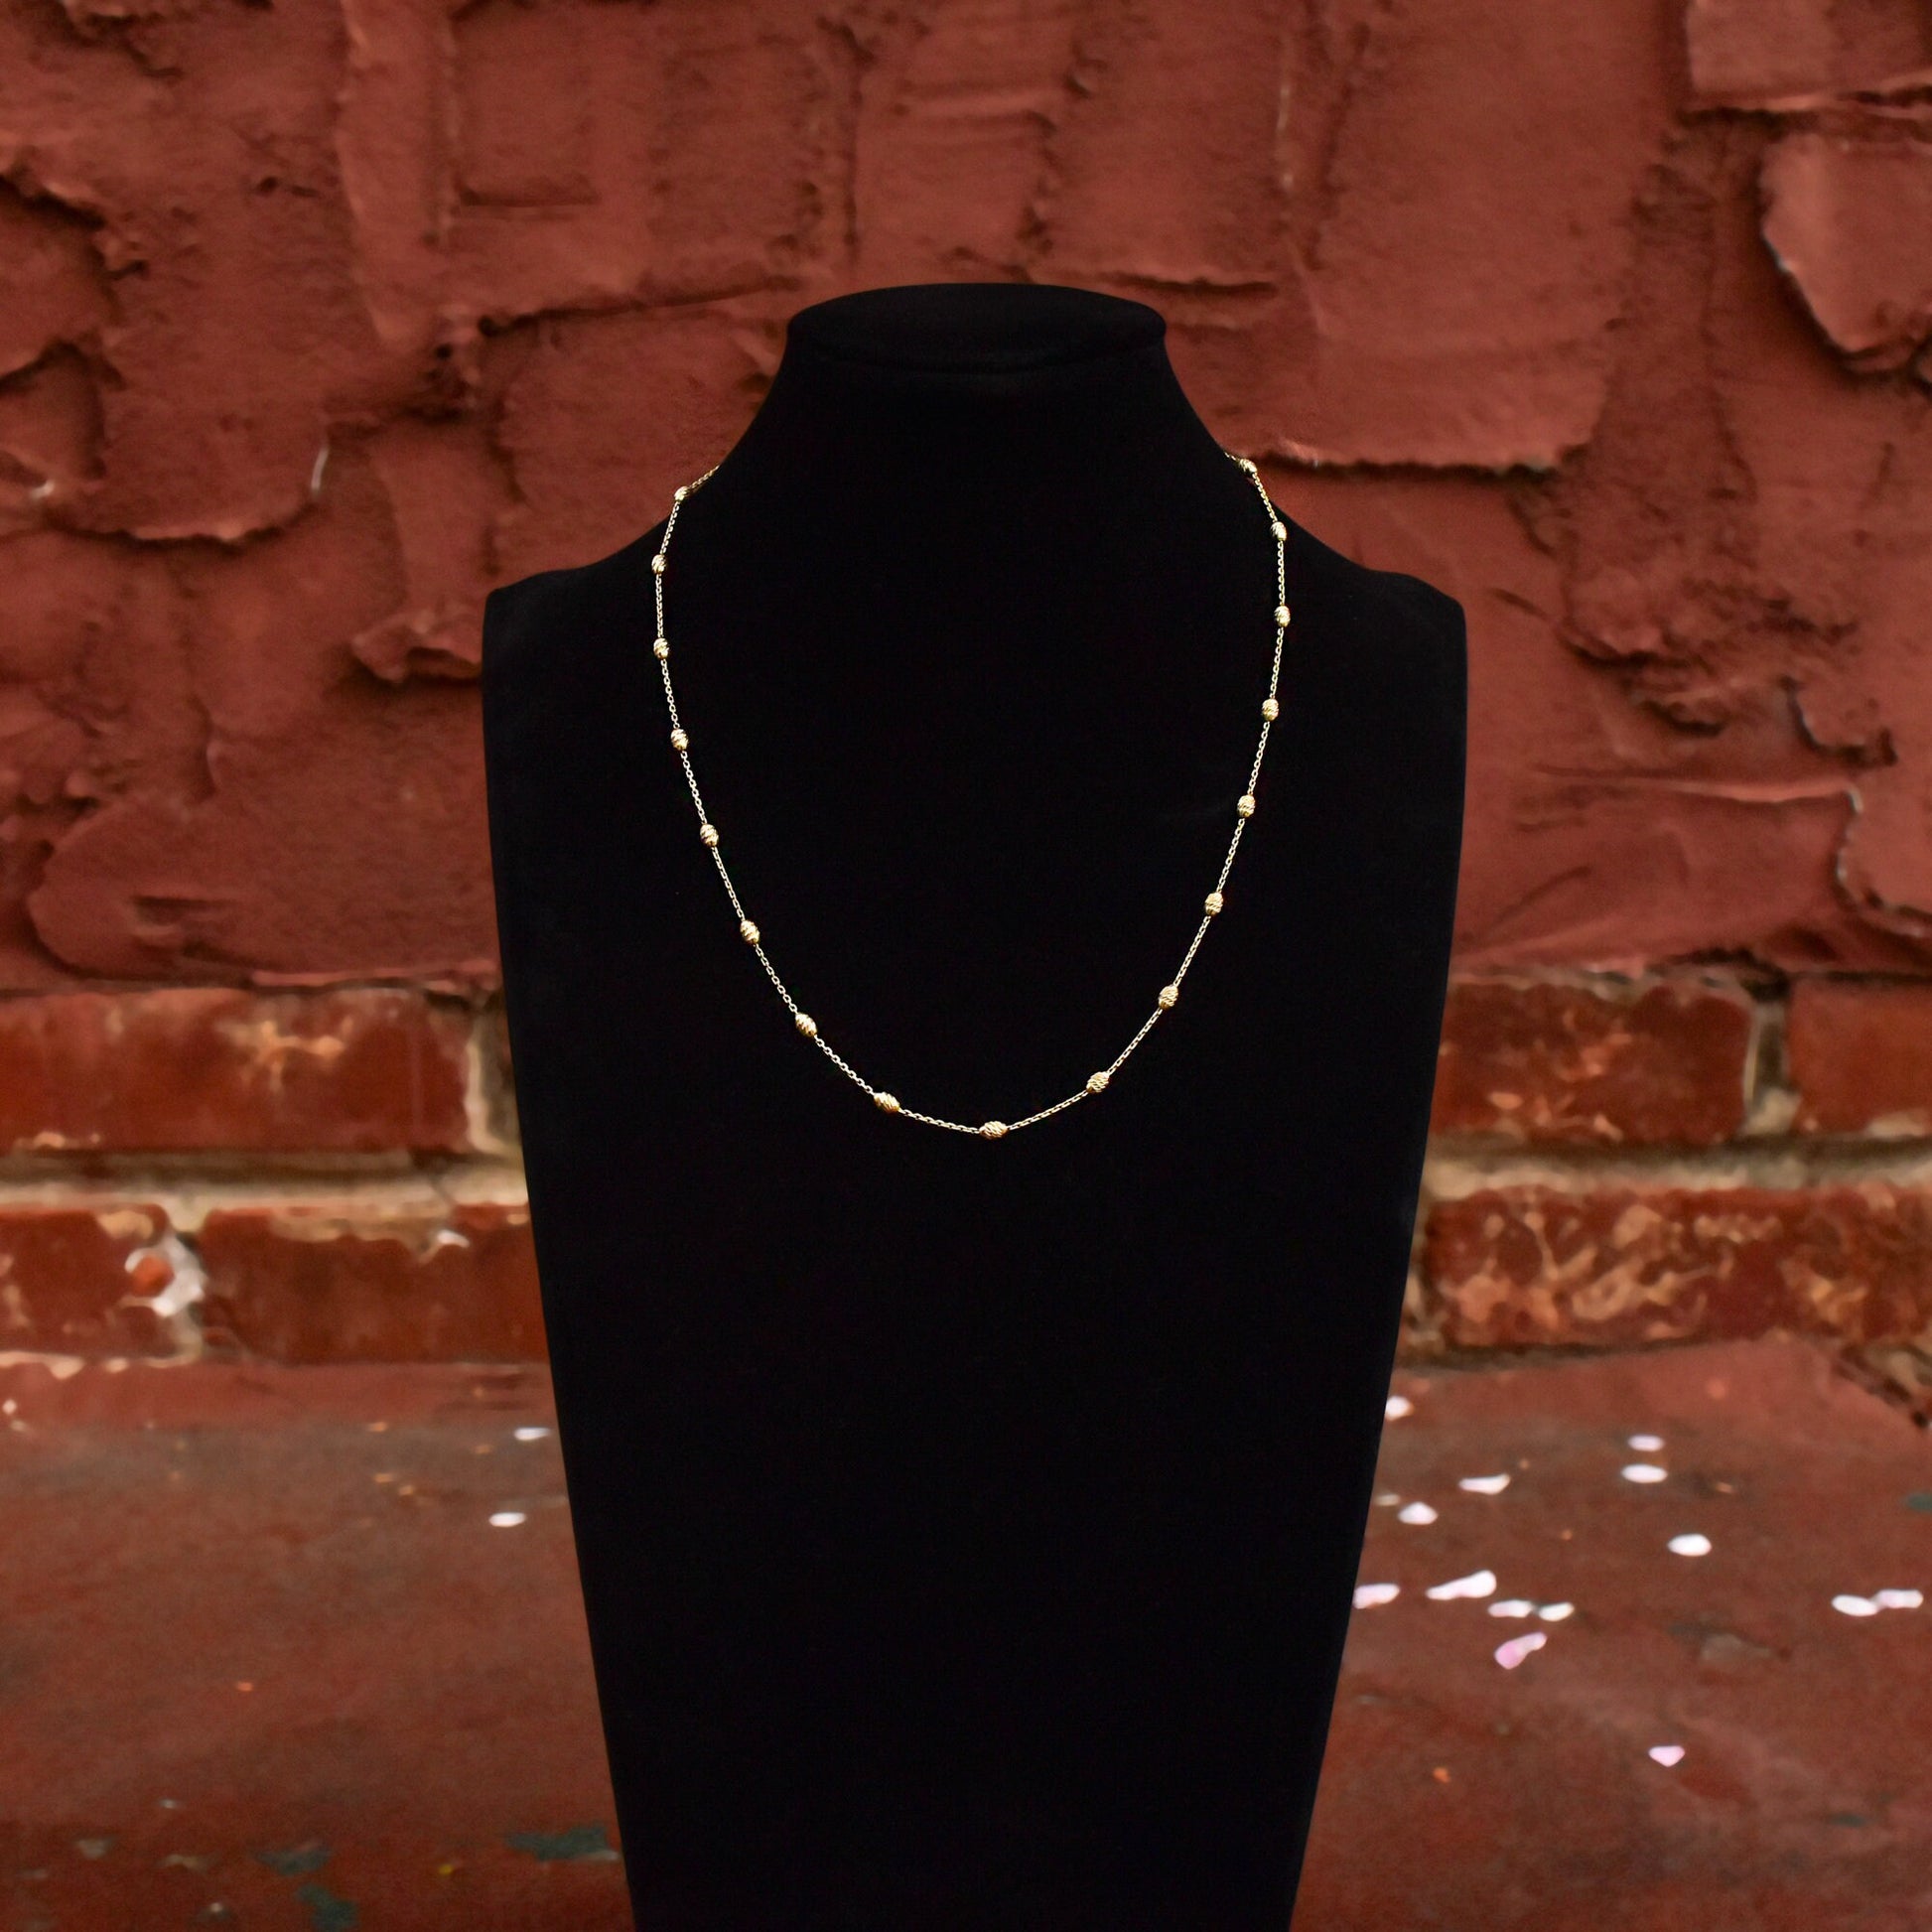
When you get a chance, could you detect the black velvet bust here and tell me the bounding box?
[482,283,1465,1931]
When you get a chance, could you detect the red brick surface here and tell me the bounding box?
[0,989,475,1154]
[197,1200,543,1364]
[1786,979,1932,1136]
[1431,976,1755,1145]
[0,1202,175,1356]
[1425,1184,1932,1350]
[0,3,1930,1377]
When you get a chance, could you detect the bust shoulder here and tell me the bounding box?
[1279,512,1465,670]
[483,529,654,670]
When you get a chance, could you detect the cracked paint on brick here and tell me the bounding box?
[0,0,1928,987]
[1425,1183,1932,1349]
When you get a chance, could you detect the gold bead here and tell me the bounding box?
[1237,794,1256,817]
[673,485,688,501]
[1086,1070,1109,1094]
[874,1091,900,1114]
[1204,892,1223,915]
[739,918,759,944]
[699,822,719,846]
[670,728,689,751]
[980,1120,1008,1140]
[1158,984,1179,1010]
[1261,698,1279,722]
[652,554,667,575]
[653,638,670,659]
[1238,457,1258,474]
[1271,521,1287,540]
[794,1013,817,1037]
[1275,604,1291,627]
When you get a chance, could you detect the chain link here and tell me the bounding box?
[649,451,1289,1141]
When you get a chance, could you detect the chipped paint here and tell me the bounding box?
[1426,1181,1932,1349]
[117,1229,206,1357]
[294,1882,358,1931]
[210,1016,350,1096]
[505,1823,620,1863]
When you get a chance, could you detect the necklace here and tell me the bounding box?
[649,447,1289,1141]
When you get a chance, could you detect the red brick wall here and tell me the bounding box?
[2,0,1929,1394]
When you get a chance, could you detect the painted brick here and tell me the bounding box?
[1686,0,1931,106]
[1430,976,1754,1146]
[1787,979,1932,1135]
[1424,1184,1932,1350]
[0,989,474,1155]
[1761,132,1932,372]
[4,0,1932,991]
[198,1200,543,1364]
[0,1202,175,1356]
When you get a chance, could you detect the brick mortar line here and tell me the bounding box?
[0,1162,529,1231]
[1424,1136,1932,1196]
[2,1133,1929,1214]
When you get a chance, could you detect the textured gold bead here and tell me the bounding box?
[1270,521,1287,540]
[1086,1070,1110,1094]
[670,728,689,751]
[1158,984,1179,1010]
[794,1013,817,1037]
[1204,892,1224,915]
[651,554,667,575]
[874,1091,900,1114]
[980,1120,1008,1140]
[1237,794,1256,817]
[673,485,688,501]
[653,638,670,659]
[1238,457,1259,474]
[699,822,719,846]
[739,918,759,944]
[1261,698,1279,722]
[1275,604,1291,627]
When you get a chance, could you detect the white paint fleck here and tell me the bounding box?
[1493,1631,1546,1669]
[1832,1594,1880,1617]
[1537,1601,1576,1621]
[1628,1434,1665,1451]
[1458,1473,1511,1494]
[119,1232,207,1354]
[1487,1598,1538,1618]
[1874,1588,1923,1610]
[1386,1394,1414,1420]
[0,1350,86,1379]
[488,1510,527,1528]
[1353,1582,1400,1608]
[1397,1500,1439,1525]
[1426,1569,1496,1601]
[1648,1743,1686,1767]
[513,1426,551,1442]
[1668,1533,1713,1557]
[1621,1463,1668,1484]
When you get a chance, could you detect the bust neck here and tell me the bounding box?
[698,284,1234,533]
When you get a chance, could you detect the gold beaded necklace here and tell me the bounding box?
[649,448,1289,1141]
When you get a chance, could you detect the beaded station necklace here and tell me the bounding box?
[648,448,1289,1141]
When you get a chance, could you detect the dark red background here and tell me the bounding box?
[4,0,1930,987]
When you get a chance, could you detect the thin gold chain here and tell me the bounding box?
[648,448,1289,1141]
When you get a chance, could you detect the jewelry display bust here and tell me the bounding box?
[482,282,1465,1932]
